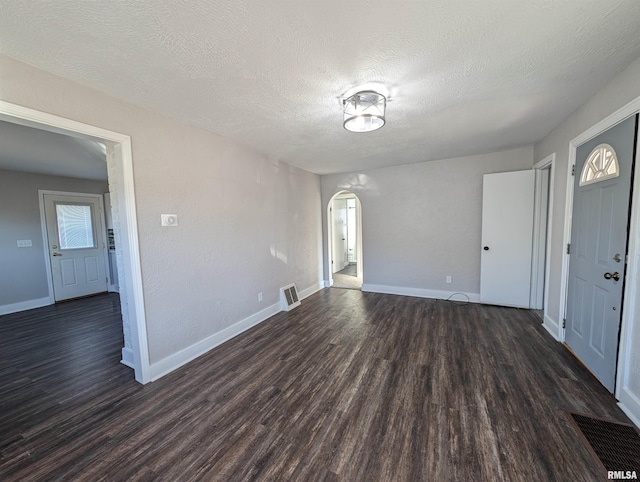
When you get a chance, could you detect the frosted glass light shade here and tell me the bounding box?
[343,91,386,132]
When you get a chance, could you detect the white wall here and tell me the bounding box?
[321,146,533,299]
[0,169,108,314]
[0,55,323,374]
[534,55,640,427]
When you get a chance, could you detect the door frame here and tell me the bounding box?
[38,190,111,302]
[0,100,151,384]
[531,154,555,320]
[559,97,640,407]
[327,191,363,285]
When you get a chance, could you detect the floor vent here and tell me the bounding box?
[280,284,300,311]
[569,412,640,473]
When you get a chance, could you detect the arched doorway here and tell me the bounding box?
[328,191,362,289]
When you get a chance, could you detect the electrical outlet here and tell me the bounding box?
[258,292,263,302]
[446,276,452,284]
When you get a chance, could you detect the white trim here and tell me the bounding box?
[149,301,281,381]
[149,280,324,381]
[362,283,480,303]
[533,153,555,170]
[531,168,546,307]
[0,297,51,316]
[121,347,135,368]
[616,113,640,412]
[37,190,111,301]
[324,280,332,288]
[559,146,575,343]
[542,158,555,333]
[618,391,640,429]
[542,314,560,341]
[326,201,334,286]
[117,137,151,384]
[298,281,324,300]
[532,153,555,333]
[356,196,363,279]
[38,192,56,306]
[0,100,150,384]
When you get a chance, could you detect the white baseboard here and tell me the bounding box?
[0,297,51,316]
[542,314,561,341]
[323,279,331,288]
[148,281,325,382]
[618,388,640,430]
[362,284,480,303]
[150,301,281,381]
[121,347,135,368]
[299,281,324,300]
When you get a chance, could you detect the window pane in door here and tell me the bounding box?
[56,203,95,249]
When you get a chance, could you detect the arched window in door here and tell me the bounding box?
[579,143,619,186]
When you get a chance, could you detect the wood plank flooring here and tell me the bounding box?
[0,289,630,481]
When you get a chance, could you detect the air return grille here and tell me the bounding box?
[280,284,300,311]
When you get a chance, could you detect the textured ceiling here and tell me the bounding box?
[1,1,640,174]
[0,120,107,180]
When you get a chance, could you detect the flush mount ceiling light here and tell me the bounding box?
[343,91,386,133]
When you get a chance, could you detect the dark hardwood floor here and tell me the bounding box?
[0,289,629,481]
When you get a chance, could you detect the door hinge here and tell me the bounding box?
[566,243,571,254]
[562,319,566,329]
[571,164,575,176]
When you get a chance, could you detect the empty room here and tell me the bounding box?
[1,1,640,480]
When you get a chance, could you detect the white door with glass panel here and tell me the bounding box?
[565,115,636,392]
[43,193,108,301]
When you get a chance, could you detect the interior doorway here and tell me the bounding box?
[328,191,363,290]
[0,100,150,383]
[531,154,555,322]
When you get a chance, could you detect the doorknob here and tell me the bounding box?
[52,252,62,257]
[604,272,620,281]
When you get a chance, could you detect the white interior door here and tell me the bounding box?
[43,193,108,301]
[331,199,348,273]
[347,198,357,264]
[480,170,535,308]
[565,115,636,392]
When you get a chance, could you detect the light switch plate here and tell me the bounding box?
[161,214,178,226]
[17,239,32,247]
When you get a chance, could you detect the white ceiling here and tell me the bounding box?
[1,1,640,175]
[0,120,107,180]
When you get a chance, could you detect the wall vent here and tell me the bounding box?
[280,284,300,311]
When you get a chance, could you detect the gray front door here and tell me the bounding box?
[565,115,637,392]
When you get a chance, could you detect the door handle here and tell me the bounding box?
[52,252,62,257]
[604,272,620,281]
